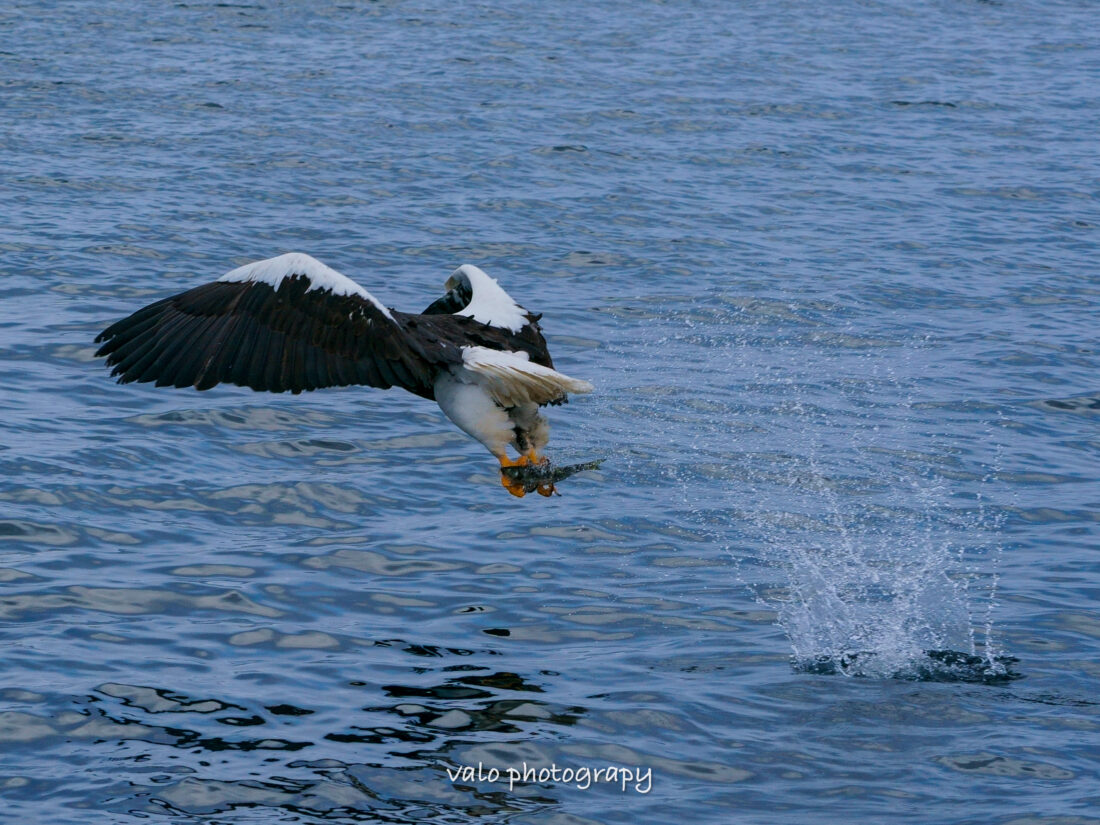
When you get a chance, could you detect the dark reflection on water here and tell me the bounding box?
[796,649,1023,685]
[73,657,593,821]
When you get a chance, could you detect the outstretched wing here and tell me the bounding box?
[95,253,451,396]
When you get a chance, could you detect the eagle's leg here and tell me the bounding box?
[511,404,550,467]
[434,377,553,498]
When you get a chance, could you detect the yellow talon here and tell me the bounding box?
[496,453,554,498]
[501,473,527,497]
[497,453,528,497]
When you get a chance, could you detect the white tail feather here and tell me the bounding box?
[462,346,593,407]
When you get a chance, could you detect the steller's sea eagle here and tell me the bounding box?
[94,253,593,497]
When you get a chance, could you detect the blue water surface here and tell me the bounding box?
[2,1,1100,823]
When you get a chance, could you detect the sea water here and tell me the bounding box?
[3,1,1099,822]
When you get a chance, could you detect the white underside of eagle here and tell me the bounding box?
[95,253,593,497]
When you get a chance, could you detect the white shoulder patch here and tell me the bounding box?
[451,265,528,332]
[219,252,394,320]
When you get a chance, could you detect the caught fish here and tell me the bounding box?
[500,459,603,498]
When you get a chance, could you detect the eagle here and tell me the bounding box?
[94,253,593,497]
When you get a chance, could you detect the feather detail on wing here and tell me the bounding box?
[461,346,593,408]
[95,253,448,396]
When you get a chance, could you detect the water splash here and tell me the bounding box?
[655,301,1018,683]
[747,396,1017,684]
[763,473,1016,683]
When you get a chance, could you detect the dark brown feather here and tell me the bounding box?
[96,272,561,405]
